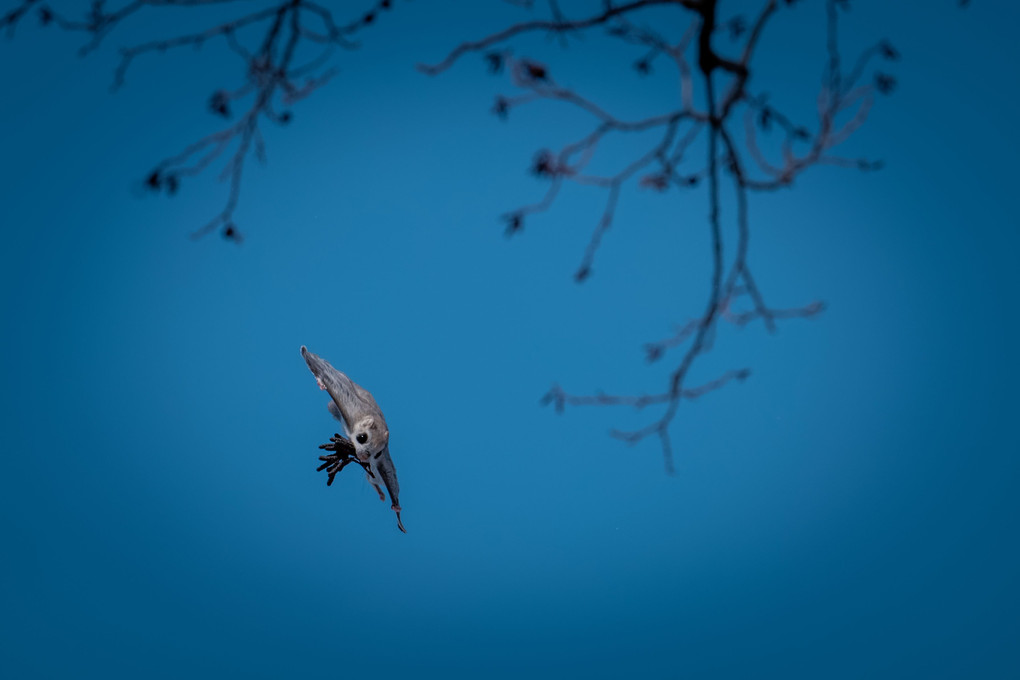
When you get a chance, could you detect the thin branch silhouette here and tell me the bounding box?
[3,0,399,242]
[422,0,897,473]
[4,0,968,472]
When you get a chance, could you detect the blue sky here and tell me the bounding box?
[1,1,1017,678]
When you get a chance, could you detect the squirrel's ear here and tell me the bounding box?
[362,416,376,430]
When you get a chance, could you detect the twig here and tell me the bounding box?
[16,0,401,241]
[427,0,891,472]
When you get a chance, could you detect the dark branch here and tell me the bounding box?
[418,0,698,76]
[430,0,889,471]
[16,0,399,241]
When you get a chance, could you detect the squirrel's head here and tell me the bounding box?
[351,415,388,461]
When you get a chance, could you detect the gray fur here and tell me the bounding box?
[301,346,404,532]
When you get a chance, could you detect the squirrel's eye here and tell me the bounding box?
[356,433,368,445]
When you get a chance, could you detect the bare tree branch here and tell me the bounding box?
[7,0,399,242]
[6,0,966,473]
[418,0,698,77]
[0,0,38,36]
[426,0,895,472]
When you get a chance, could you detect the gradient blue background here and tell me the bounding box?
[1,1,1017,677]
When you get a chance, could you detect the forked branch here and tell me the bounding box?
[424,0,896,472]
[4,0,400,241]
